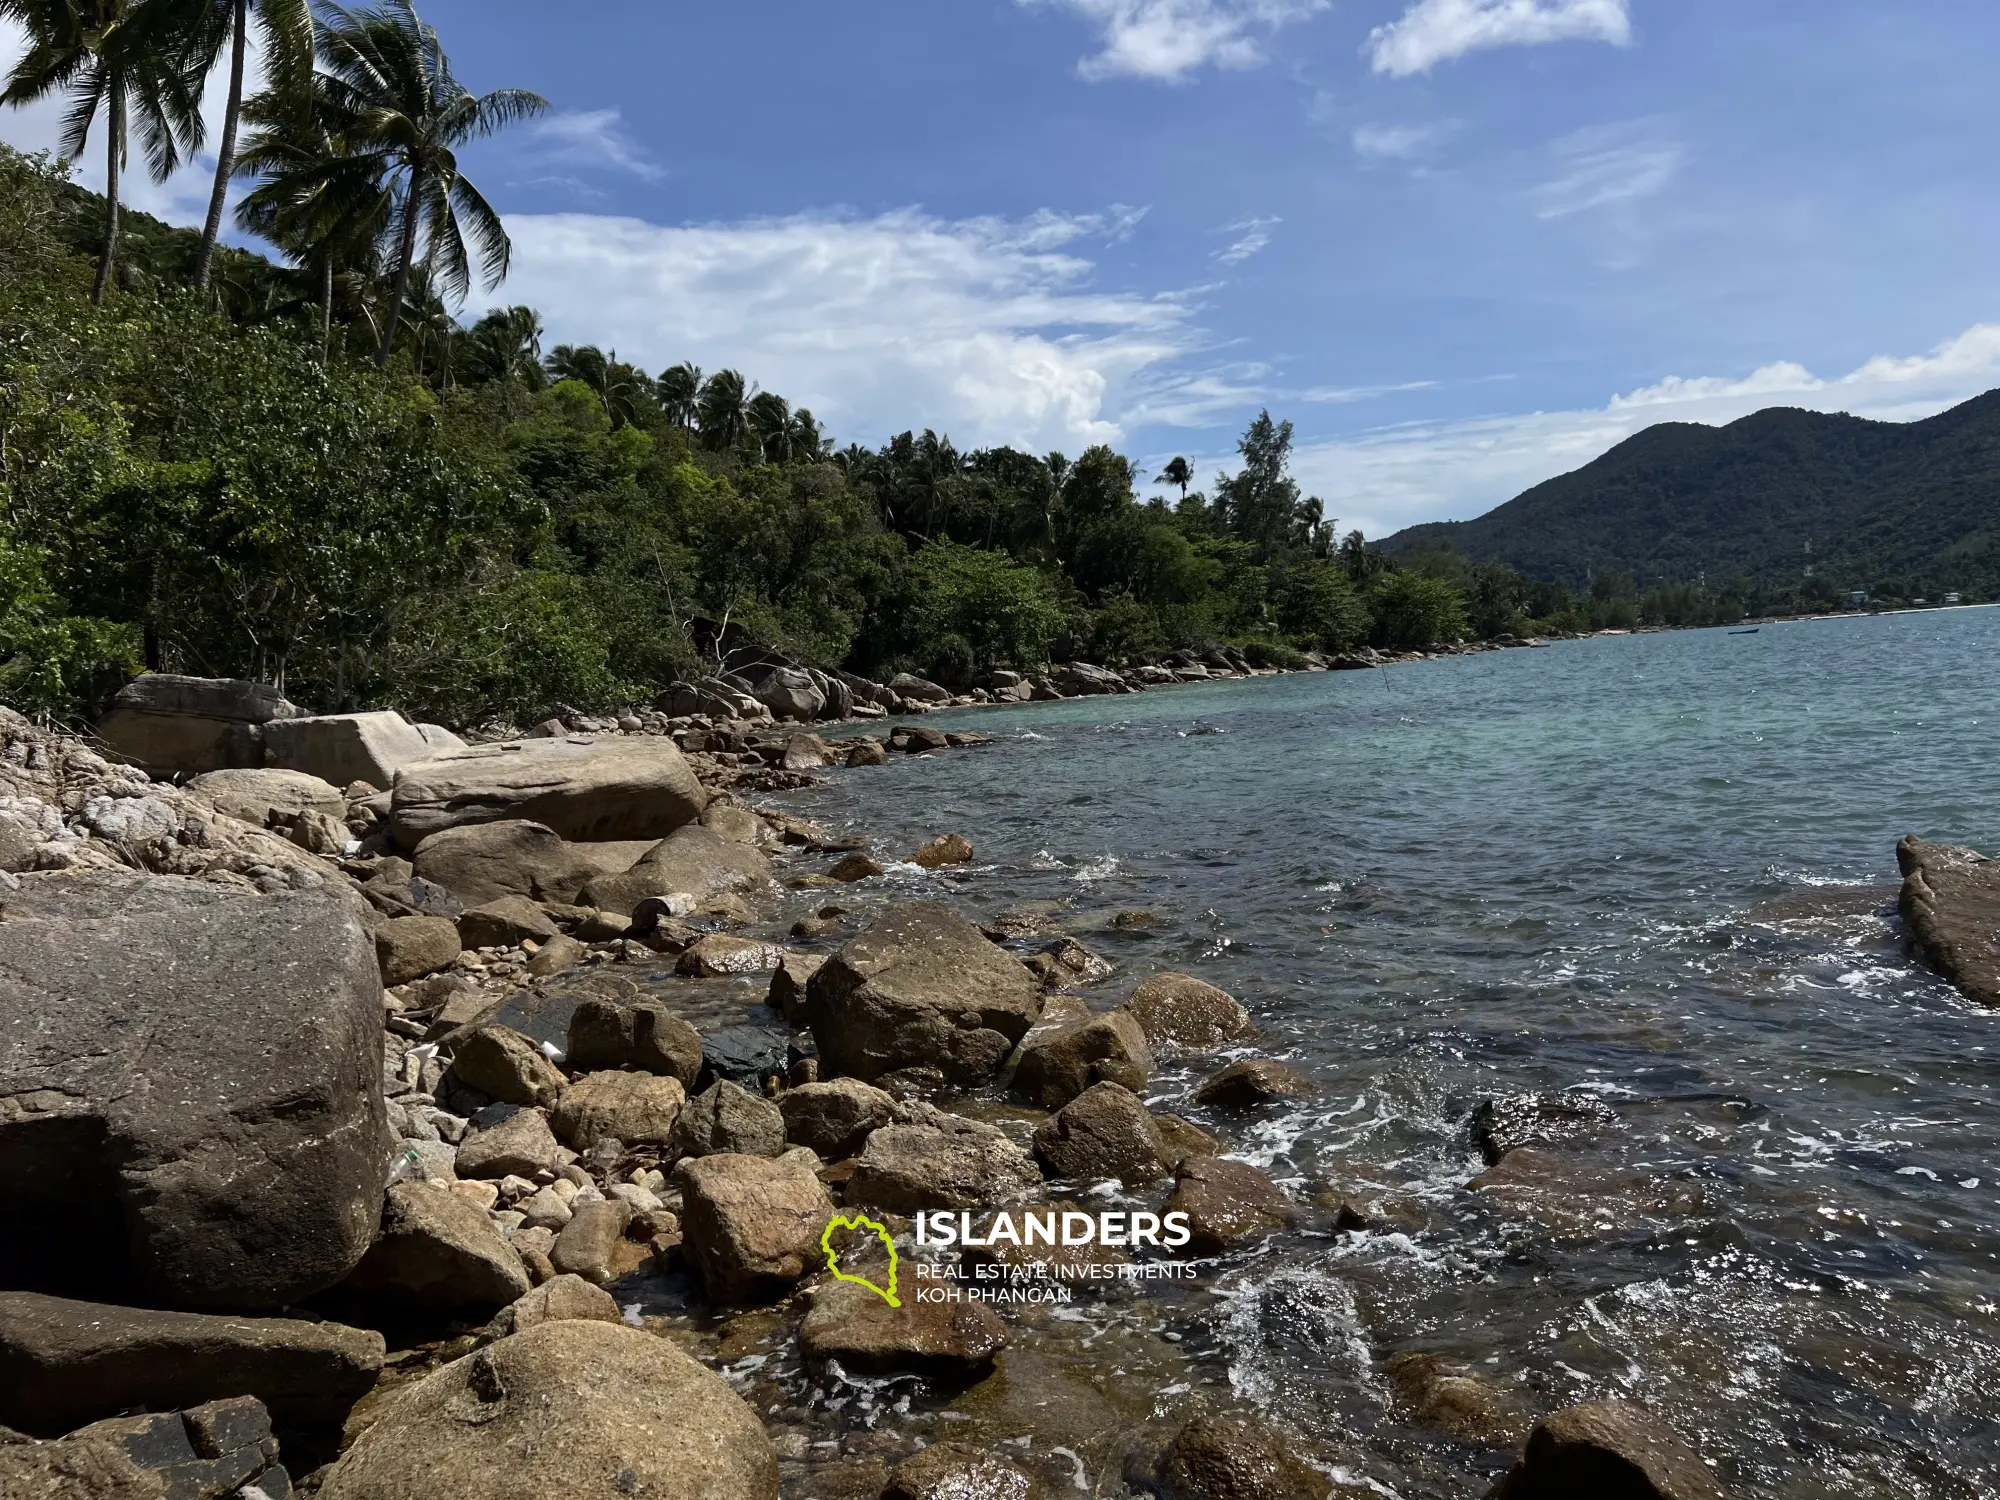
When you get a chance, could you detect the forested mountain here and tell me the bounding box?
[1384,393,2000,598]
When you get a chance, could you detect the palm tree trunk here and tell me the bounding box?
[377,162,425,366]
[321,255,335,362]
[193,0,250,295]
[92,87,124,306]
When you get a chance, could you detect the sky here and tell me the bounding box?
[6,0,2000,539]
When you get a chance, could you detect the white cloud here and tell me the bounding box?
[1532,122,1681,219]
[1025,0,1329,83]
[1159,324,2000,541]
[524,109,664,184]
[1368,0,1631,77]
[1351,121,1452,160]
[1213,215,1279,264]
[492,207,1207,453]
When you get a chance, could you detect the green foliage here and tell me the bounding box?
[901,540,1066,680]
[1276,558,1368,653]
[1370,571,1470,649]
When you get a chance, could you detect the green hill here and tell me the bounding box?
[1382,391,2000,597]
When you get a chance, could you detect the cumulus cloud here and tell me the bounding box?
[490,207,1206,453]
[1213,216,1279,264]
[1368,0,1631,77]
[1025,0,1329,83]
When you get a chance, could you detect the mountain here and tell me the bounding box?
[1382,390,2000,595]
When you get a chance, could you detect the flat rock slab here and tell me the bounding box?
[391,736,709,847]
[0,1291,384,1437]
[0,872,389,1310]
[1898,835,2000,1008]
[0,1394,288,1500]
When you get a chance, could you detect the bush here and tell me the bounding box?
[1371,571,1469,648]
[1276,559,1368,653]
[1238,639,1309,670]
[904,541,1065,674]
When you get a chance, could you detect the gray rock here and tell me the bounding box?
[552,1071,685,1150]
[455,1107,566,1180]
[96,674,305,775]
[768,951,825,1023]
[263,711,434,791]
[1898,835,2000,1009]
[580,823,772,917]
[339,1182,531,1316]
[1014,1008,1153,1109]
[673,1081,787,1159]
[752,668,826,723]
[847,1118,1042,1214]
[0,872,388,1310]
[0,1291,383,1436]
[807,903,1046,1085]
[456,895,560,948]
[0,1395,288,1500]
[185,768,346,829]
[564,998,704,1084]
[374,913,462,986]
[1487,1401,1724,1499]
[779,1078,896,1160]
[390,735,709,847]
[548,1198,633,1287]
[888,673,952,705]
[412,820,586,905]
[1032,1081,1168,1186]
[449,1027,566,1108]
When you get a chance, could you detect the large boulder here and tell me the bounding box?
[1127,973,1255,1050]
[580,823,772,917]
[679,1152,836,1302]
[1487,1401,1724,1499]
[889,672,952,705]
[806,903,1046,1085]
[97,673,305,774]
[0,1395,290,1500]
[1032,1081,1169,1186]
[262,710,434,791]
[186,767,346,829]
[315,1321,778,1500]
[0,872,389,1311]
[457,895,561,949]
[751,667,827,722]
[779,1078,897,1159]
[0,1291,384,1436]
[1898,835,2000,1008]
[412,820,596,905]
[800,1279,1006,1379]
[565,997,704,1084]
[1013,1009,1152,1109]
[390,735,709,847]
[673,1080,787,1159]
[847,1116,1042,1214]
[339,1182,531,1317]
[553,1071,686,1150]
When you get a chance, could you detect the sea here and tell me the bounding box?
[776,608,2000,1499]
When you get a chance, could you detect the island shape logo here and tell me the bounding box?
[821,1214,900,1307]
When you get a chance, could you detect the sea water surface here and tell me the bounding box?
[784,609,2000,1499]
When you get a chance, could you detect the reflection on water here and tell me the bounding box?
[770,610,2000,1498]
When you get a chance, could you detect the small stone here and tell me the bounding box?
[1146,1412,1325,1500]
[827,853,885,883]
[767,951,825,1023]
[1192,1058,1311,1110]
[456,895,562,949]
[519,1186,573,1231]
[484,1274,624,1340]
[677,934,789,977]
[526,933,587,977]
[549,1198,633,1287]
[911,834,974,870]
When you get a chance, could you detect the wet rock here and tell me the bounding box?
[1014,1008,1152,1109]
[1140,1413,1325,1500]
[0,872,387,1310]
[829,852,886,882]
[374,913,462,985]
[678,933,789,976]
[889,724,950,752]
[456,894,560,948]
[780,1078,897,1159]
[389,734,710,847]
[702,1026,792,1091]
[449,1026,567,1108]
[186,767,345,828]
[565,997,704,1084]
[549,1199,633,1287]
[579,823,772,917]
[1486,1401,1723,1499]
[1023,936,1116,989]
[800,1279,1006,1380]
[1166,1158,1297,1253]
[1467,1148,1708,1236]
[674,1080,788,1158]
[340,1182,532,1317]
[0,1291,383,1436]
[1471,1092,1618,1165]
[1152,1114,1221,1169]
[847,1118,1043,1214]
[1897,835,2000,1008]
[884,1442,1041,1500]
[315,1321,777,1500]
[481,1273,622,1339]
[913,834,975,869]
[553,1071,685,1150]
[1192,1058,1311,1110]
[769,951,826,1022]
[454,1106,565,1179]
[680,1153,837,1301]
[1382,1352,1527,1449]
[809,903,1047,1085]
[0,1394,288,1500]
[1032,1082,1169,1186]
[1127,974,1255,1050]
[847,739,889,768]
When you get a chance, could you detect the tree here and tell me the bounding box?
[0,0,206,303]
[314,0,546,365]
[746,390,792,463]
[1216,410,1300,556]
[656,362,700,435]
[1371,570,1468,649]
[459,305,545,389]
[1277,558,1367,652]
[1155,455,1192,501]
[696,369,749,451]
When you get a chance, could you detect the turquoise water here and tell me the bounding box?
[789,609,2000,1498]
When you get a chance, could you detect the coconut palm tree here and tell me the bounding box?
[0,0,206,303]
[696,369,750,451]
[746,389,792,462]
[458,304,544,389]
[656,361,700,436]
[788,408,827,463]
[313,0,546,364]
[1155,456,1193,502]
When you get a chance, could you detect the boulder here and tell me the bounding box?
[185,767,345,829]
[1898,835,2000,1008]
[701,1026,792,1091]
[1192,1058,1311,1110]
[549,1199,633,1287]
[1165,1158,1296,1254]
[0,1395,289,1500]
[375,913,462,985]
[1032,1081,1169,1186]
[752,667,827,722]
[677,933,788,976]
[390,735,710,847]
[679,1153,836,1301]
[412,820,588,905]
[415,723,467,752]
[456,895,561,948]
[0,1291,383,1436]
[912,833,974,869]
[483,1274,622,1339]
[1487,1401,1724,1499]
[340,1182,532,1316]
[1127,974,1255,1050]
[781,732,831,770]
[526,933,586,977]
[673,1081,787,1159]
[847,739,889,768]
[1471,1092,1618,1165]
[889,673,952,705]
[828,852,886,882]
[768,951,825,1023]
[96,673,304,774]
[889,724,950,752]
[701,803,776,847]
[553,1071,686,1150]
[580,824,772,917]
[1145,1412,1325,1500]
[847,1117,1042,1214]
[0,872,388,1311]
[454,1106,565,1179]
[886,1443,1040,1500]
[1382,1352,1527,1449]
[807,903,1046,1085]
[1014,1009,1152,1109]
[315,1321,778,1500]
[779,1078,897,1159]
[565,998,704,1084]
[449,1027,567,1108]
[800,1279,1006,1379]
[263,710,434,791]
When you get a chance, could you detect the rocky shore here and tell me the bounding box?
[0,681,1792,1500]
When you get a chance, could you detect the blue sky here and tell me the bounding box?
[7,0,2000,538]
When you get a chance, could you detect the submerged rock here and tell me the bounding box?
[1898,834,2000,1008]
[1192,1058,1311,1110]
[1382,1352,1528,1449]
[1486,1401,1723,1499]
[885,1443,1041,1500]
[1141,1412,1326,1500]
[1471,1092,1619,1165]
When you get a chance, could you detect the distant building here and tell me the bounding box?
[1944,592,1963,605]
[1849,590,1869,607]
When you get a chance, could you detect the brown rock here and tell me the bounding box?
[679,1153,836,1301]
[1166,1158,1296,1254]
[828,852,886,882]
[678,933,789,976]
[340,1183,531,1316]
[450,1026,567,1108]
[778,1078,897,1159]
[483,1274,622,1339]
[525,932,586,977]
[885,1442,1041,1500]
[1192,1058,1311,1110]
[1032,1081,1169,1186]
[847,740,889,768]
[549,1199,633,1287]
[847,1118,1042,1214]
[1383,1352,1528,1449]
[454,1106,565,1179]
[374,914,462,985]
[553,1071,686,1150]
[1152,1114,1222,1169]
[768,951,825,1023]
[800,1280,1006,1379]
[456,894,561,949]
[579,823,772,917]
[1149,1412,1325,1500]
[565,996,703,1084]
[1127,973,1254,1049]
[912,834,974,869]
[1487,1401,1724,1499]
[1898,835,2000,1008]
[673,1081,787,1159]
[411,820,589,905]
[1014,1009,1152,1109]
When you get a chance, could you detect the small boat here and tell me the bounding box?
[1729,628,1760,636]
